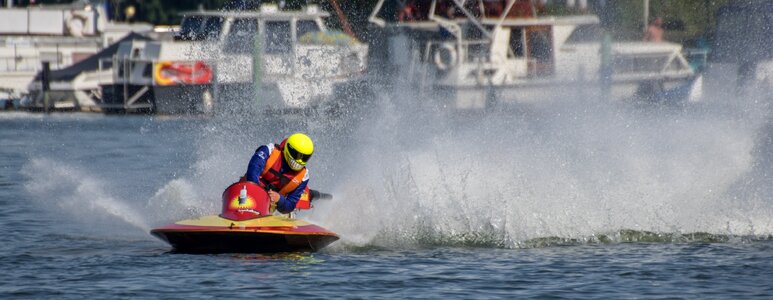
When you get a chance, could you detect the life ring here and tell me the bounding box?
[154,61,176,86]
[154,61,213,86]
[65,13,89,37]
[434,44,457,71]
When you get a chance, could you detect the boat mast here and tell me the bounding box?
[328,0,356,37]
[494,0,520,30]
[643,0,650,32]
[448,0,492,39]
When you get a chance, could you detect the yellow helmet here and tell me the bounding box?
[283,133,314,171]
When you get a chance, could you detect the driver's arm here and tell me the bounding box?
[275,176,309,214]
[245,145,270,183]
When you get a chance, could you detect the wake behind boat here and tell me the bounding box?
[151,180,338,253]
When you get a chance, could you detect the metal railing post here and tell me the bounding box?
[42,61,51,113]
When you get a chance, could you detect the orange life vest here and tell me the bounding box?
[259,141,311,209]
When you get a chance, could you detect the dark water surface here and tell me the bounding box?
[1,113,772,299]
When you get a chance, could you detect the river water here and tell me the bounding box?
[1,87,772,298]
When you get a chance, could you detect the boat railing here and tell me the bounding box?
[98,55,160,110]
[0,36,103,71]
[612,50,693,79]
[0,54,48,72]
[98,57,114,72]
[109,56,154,85]
[0,49,71,72]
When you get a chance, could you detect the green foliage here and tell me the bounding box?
[653,0,732,44]
[109,0,231,25]
[596,0,732,44]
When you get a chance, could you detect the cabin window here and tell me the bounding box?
[203,17,224,40]
[265,21,292,54]
[508,28,525,58]
[613,55,670,74]
[225,18,258,54]
[177,16,223,41]
[296,20,320,39]
[142,64,152,78]
[177,16,204,40]
[528,31,552,63]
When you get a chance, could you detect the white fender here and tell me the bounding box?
[65,12,88,37]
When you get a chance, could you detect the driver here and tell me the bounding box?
[244,133,313,214]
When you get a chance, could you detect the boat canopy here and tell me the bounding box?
[32,32,152,82]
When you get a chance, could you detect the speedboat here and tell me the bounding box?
[151,180,338,253]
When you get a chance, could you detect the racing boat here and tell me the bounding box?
[151,180,338,253]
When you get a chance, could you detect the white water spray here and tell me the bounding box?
[302,74,773,248]
[22,158,151,233]
[19,76,769,250]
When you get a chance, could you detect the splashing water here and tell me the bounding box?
[304,78,773,249]
[22,158,151,233]
[127,58,770,250]
[17,43,771,251]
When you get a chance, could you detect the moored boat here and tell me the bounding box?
[368,0,702,109]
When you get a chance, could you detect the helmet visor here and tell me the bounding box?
[286,143,312,165]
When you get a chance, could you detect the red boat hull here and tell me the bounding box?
[151,215,339,253]
[151,181,338,253]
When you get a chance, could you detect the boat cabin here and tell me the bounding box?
[174,5,330,55]
[102,4,368,114]
[369,0,697,107]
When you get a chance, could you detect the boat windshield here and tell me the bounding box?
[565,24,603,44]
[265,21,292,54]
[177,16,224,41]
[297,20,320,37]
[225,18,258,54]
